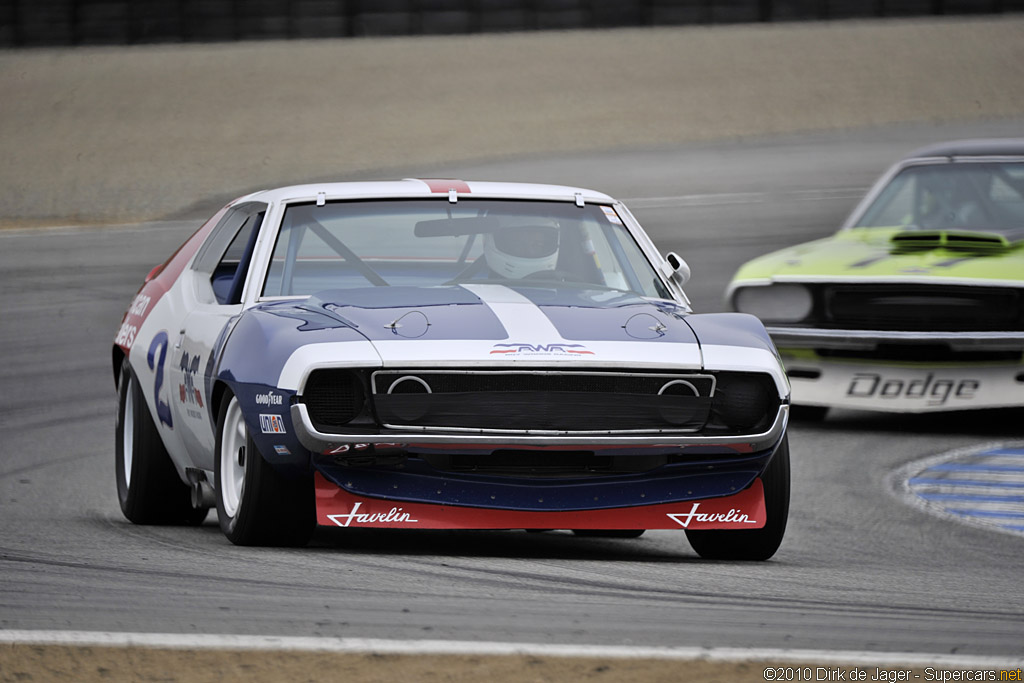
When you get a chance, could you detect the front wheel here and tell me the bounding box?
[115,360,208,525]
[214,392,314,546]
[685,434,790,561]
[790,405,829,422]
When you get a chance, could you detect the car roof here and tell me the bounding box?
[905,138,1024,160]
[236,178,616,206]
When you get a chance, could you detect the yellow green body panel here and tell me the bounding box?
[731,227,1024,285]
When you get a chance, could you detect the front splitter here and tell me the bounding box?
[315,473,766,530]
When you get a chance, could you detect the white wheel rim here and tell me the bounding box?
[123,376,135,488]
[219,397,247,518]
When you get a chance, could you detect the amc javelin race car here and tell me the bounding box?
[728,139,1024,418]
[113,179,791,560]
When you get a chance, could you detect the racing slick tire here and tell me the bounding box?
[790,405,829,422]
[116,361,208,526]
[214,391,315,547]
[685,434,790,561]
[572,529,646,538]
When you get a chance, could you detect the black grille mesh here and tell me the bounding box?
[822,285,1021,332]
[375,390,712,432]
[304,369,778,435]
[304,369,364,428]
[373,371,713,396]
[373,371,715,432]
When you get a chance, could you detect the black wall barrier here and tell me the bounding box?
[0,0,1020,47]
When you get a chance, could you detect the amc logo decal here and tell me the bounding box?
[490,343,594,355]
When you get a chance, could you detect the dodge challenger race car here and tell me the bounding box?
[113,179,791,559]
[727,139,1024,418]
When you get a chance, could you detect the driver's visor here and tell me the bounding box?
[493,225,559,258]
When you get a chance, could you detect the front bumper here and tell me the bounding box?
[767,326,1024,412]
[780,351,1024,412]
[295,405,788,511]
[768,327,1024,353]
[290,403,789,454]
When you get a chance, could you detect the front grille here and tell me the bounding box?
[371,370,716,433]
[822,285,1022,332]
[373,371,714,396]
[364,370,779,435]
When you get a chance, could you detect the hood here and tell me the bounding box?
[265,284,703,369]
[732,226,1024,284]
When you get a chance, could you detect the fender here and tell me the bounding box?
[214,301,378,472]
[684,312,790,400]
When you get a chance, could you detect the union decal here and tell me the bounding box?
[259,414,286,434]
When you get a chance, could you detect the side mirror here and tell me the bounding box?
[662,251,690,286]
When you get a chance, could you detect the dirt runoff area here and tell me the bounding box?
[1,644,971,683]
[1,15,1023,227]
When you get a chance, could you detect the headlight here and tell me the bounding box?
[303,369,365,428]
[733,284,812,323]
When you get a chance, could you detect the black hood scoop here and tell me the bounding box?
[889,229,1021,253]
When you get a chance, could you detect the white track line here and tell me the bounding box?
[0,631,1021,669]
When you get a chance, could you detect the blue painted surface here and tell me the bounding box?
[313,449,776,511]
[931,463,1024,473]
[946,509,1024,519]
[908,446,1024,535]
[916,493,1024,503]
[909,478,1024,489]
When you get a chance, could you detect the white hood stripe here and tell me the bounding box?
[460,284,563,341]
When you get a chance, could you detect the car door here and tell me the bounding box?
[168,202,268,472]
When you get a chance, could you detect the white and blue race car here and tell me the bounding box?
[113,179,791,560]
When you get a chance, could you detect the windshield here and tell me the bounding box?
[261,199,671,299]
[853,161,1024,232]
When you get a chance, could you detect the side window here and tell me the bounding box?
[857,173,915,227]
[191,203,267,305]
[613,228,671,299]
[213,212,263,304]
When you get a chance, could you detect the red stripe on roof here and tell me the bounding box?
[420,178,471,194]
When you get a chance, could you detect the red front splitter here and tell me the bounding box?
[314,473,766,530]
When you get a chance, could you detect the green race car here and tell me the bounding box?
[726,139,1024,417]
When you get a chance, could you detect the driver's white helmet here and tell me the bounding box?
[483,224,560,279]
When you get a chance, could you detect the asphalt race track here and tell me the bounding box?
[2,119,1023,680]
